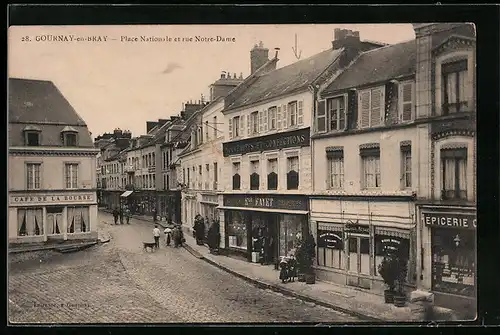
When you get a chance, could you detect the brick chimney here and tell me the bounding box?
[250,41,269,74]
[332,28,362,68]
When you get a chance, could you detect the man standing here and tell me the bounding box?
[153,225,161,249]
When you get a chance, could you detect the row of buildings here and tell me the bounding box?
[11,23,474,312]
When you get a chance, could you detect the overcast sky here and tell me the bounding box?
[9,24,415,138]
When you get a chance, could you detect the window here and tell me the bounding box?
[205,121,209,142]
[317,226,344,269]
[213,162,218,189]
[187,168,190,185]
[327,149,344,189]
[359,87,384,128]
[232,162,241,190]
[279,215,304,257]
[288,101,298,127]
[26,163,41,189]
[268,107,277,130]
[229,116,240,139]
[441,148,467,200]
[206,164,210,189]
[183,168,186,184]
[399,82,414,122]
[67,206,90,233]
[375,234,410,281]
[267,158,278,190]
[316,100,327,132]
[442,60,468,114]
[401,145,412,188]
[360,147,381,188]
[26,131,40,146]
[152,152,155,166]
[213,116,218,137]
[250,111,259,134]
[287,156,299,190]
[227,211,247,250]
[250,160,260,190]
[327,97,346,131]
[17,207,44,236]
[63,133,77,146]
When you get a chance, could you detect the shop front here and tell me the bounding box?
[102,190,121,210]
[310,197,417,293]
[199,192,220,241]
[419,206,476,311]
[8,191,98,245]
[129,190,156,216]
[157,190,181,224]
[219,194,309,267]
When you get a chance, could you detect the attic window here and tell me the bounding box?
[61,126,78,147]
[23,125,41,146]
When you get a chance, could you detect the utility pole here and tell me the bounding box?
[292,33,302,60]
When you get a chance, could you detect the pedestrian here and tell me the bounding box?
[119,207,124,224]
[164,226,172,246]
[125,206,131,224]
[153,225,161,249]
[172,225,181,248]
[179,225,185,247]
[112,208,119,225]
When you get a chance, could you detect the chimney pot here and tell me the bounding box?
[259,41,263,48]
[240,72,243,79]
[233,73,237,79]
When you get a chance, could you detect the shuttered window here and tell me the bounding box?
[263,108,268,132]
[250,111,259,134]
[288,101,298,127]
[282,104,288,129]
[277,106,282,130]
[259,110,264,133]
[358,87,385,128]
[297,100,304,125]
[316,100,327,132]
[239,115,244,137]
[399,81,414,122]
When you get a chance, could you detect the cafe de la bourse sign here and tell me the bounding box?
[223,127,310,157]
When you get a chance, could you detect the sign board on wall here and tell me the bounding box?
[422,212,476,230]
[9,193,96,206]
[317,230,343,249]
[223,194,308,212]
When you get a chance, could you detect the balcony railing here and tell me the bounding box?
[124,165,136,173]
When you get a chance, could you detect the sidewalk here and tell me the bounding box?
[105,211,456,322]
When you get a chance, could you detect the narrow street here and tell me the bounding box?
[8,211,361,324]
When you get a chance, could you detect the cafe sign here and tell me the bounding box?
[223,127,310,157]
[223,194,308,212]
[422,212,476,230]
[9,193,95,207]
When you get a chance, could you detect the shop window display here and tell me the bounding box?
[317,228,344,269]
[374,234,410,280]
[431,228,475,297]
[279,214,303,257]
[227,211,247,250]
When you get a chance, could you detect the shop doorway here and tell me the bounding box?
[46,206,64,238]
[266,215,278,267]
[346,234,371,288]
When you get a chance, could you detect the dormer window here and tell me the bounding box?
[23,125,41,146]
[61,126,78,147]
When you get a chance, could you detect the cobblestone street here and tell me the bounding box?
[8,211,361,324]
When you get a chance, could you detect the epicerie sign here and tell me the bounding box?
[9,194,94,206]
[422,212,477,230]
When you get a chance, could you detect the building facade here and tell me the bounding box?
[8,78,100,246]
[412,23,476,312]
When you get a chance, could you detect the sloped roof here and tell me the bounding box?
[9,78,87,125]
[322,40,416,95]
[226,48,343,110]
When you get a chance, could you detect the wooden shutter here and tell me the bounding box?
[370,88,382,127]
[246,114,250,136]
[239,115,245,137]
[359,91,371,128]
[277,106,282,130]
[262,109,269,132]
[259,111,264,133]
[297,100,304,125]
[399,82,413,122]
[316,100,326,132]
[282,104,288,129]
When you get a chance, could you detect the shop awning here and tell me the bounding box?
[216,206,309,215]
[120,191,133,198]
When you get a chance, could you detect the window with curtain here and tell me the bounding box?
[317,227,344,269]
[268,106,277,130]
[250,160,260,190]
[17,207,43,236]
[441,148,467,200]
[288,101,298,127]
[67,206,90,233]
[287,156,299,190]
[46,207,63,235]
[26,163,41,190]
[361,147,381,189]
[327,149,344,189]
[442,59,468,114]
[250,111,259,134]
[232,162,241,190]
[327,96,346,131]
[65,163,79,189]
[401,145,412,188]
[267,158,278,190]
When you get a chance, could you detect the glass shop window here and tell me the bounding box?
[227,211,247,250]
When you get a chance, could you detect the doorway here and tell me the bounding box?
[46,206,64,238]
[346,234,371,288]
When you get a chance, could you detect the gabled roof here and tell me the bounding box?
[9,78,87,125]
[226,48,343,110]
[322,40,416,96]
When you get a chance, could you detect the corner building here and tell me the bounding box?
[8,78,100,246]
